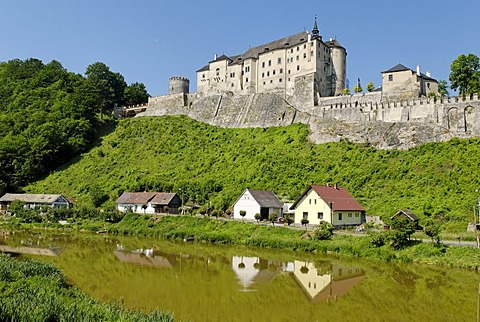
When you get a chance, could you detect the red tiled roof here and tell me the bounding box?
[116,192,156,204]
[291,184,365,212]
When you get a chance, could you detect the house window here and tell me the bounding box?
[388,74,393,81]
[314,199,317,205]
[303,212,308,219]
[278,57,282,64]
[427,83,431,89]
[348,213,352,217]
[338,213,343,220]
[355,213,359,217]
[309,199,311,204]
[317,212,323,220]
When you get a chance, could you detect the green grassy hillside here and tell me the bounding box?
[26,115,480,231]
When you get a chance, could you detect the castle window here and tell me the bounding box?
[280,68,283,74]
[304,44,306,49]
[267,71,270,76]
[303,53,306,59]
[291,49,294,53]
[216,68,220,76]
[270,80,273,83]
[288,78,291,81]
[279,78,282,82]
[311,51,313,57]
[262,72,264,78]
[296,55,299,61]
[268,60,272,66]
[262,62,265,68]
[273,70,276,75]
[278,57,282,64]
[297,46,299,51]
[231,83,234,87]
[297,65,300,71]
[246,77,249,82]
[229,72,235,78]
[388,74,393,81]
[427,83,431,89]
[202,74,205,79]
[288,70,291,74]
[263,82,266,85]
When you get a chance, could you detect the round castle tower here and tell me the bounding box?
[328,39,347,96]
[169,76,190,94]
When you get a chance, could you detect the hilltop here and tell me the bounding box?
[26,115,480,232]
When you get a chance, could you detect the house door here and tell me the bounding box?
[260,208,269,220]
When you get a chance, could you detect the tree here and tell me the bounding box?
[343,88,351,95]
[438,80,449,97]
[423,218,441,244]
[353,85,363,93]
[388,215,416,249]
[366,81,375,92]
[301,218,309,229]
[284,213,294,226]
[268,212,278,225]
[85,62,127,115]
[254,213,261,223]
[239,210,246,222]
[124,82,149,106]
[449,54,480,96]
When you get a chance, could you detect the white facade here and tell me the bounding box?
[232,189,282,221]
[116,202,156,214]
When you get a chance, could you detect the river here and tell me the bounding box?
[1,230,479,322]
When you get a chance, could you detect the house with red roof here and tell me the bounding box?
[116,192,182,214]
[290,184,365,227]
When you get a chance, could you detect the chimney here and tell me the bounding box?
[416,65,421,76]
[214,54,217,60]
[426,71,431,77]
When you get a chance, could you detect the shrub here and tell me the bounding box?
[314,221,334,240]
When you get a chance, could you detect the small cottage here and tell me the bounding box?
[0,193,70,213]
[116,192,182,214]
[233,189,283,221]
[290,184,365,227]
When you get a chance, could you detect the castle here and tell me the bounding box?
[118,20,480,150]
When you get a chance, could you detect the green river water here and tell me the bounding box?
[1,231,480,322]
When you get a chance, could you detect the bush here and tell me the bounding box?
[314,221,334,240]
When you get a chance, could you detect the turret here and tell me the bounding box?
[169,76,190,94]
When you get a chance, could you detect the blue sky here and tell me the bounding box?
[1,1,479,97]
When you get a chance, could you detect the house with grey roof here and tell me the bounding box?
[382,63,438,99]
[233,189,283,221]
[0,193,70,213]
[116,192,182,214]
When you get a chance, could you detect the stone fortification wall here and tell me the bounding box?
[127,88,480,149]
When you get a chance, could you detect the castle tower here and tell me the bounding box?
[312,16,319,37]
[328,39,347,96]
[169,76,190,94]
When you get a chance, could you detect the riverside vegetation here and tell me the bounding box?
[0,254,174,321]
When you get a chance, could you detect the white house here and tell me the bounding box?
[116,192,182,214]
[233,189,283,221]
[0,193,70,212]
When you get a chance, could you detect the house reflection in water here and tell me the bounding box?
[114,248,182,268]
[231,256,363,300]
[0,244,63,256]
[231,256,294,290]
[292,260,364,302]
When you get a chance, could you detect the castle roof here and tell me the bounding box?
[197,28,344,72]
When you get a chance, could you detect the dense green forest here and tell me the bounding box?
[26,115,480,231]
[0,58,149,193]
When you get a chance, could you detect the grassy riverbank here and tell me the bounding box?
[100,214,480,270]
[0,254,174,321]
